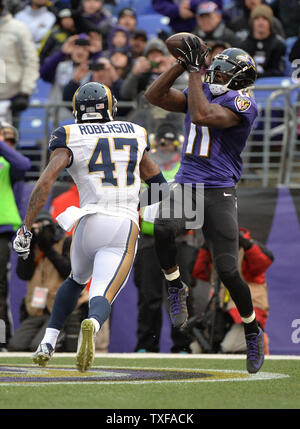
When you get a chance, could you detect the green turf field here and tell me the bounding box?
[0,354,299,409]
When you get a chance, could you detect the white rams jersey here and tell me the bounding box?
[49,121,150,227]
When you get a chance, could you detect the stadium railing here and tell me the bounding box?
[242,79,300,187]
[285,98,300,186]
[17,83,300,188]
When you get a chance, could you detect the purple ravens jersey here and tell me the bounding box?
[175,83,258,188]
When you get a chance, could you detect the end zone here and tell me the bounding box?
[0,363,289,385]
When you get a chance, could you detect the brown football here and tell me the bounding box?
[166,32,205,59]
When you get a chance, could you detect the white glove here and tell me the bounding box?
[13,224,33,260]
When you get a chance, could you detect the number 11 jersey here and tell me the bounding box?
[175,83,258,188]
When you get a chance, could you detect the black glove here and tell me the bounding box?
[176,36,210,73]
[11,93,30,112]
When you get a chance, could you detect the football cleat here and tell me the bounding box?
[76,319,96,372]
[32,343,54,367]
[167,283,189,329]
[246,327,265,374]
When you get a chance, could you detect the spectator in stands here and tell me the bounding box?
[240,5,286,77]
[117,7,137,34]
[229,0,285,42]
[63,57,126,114]
[88,29,104,56]
[40,34,92,85]
[38,8,77,66]
[106,25,132,57]
[271,0,300,39]
[40,33,100,122]
[135,123,196,354]
[110,48,133,80]
[192,228,273,354]
[121,38,171,102]
[7,211,88,352]
[0,2,39,127]
[14,0,56,48]
[193,1,239,46]
[0,122,31,351]
[130,29,148,59]
[70,0,114,44]
[121,37,188,131]
[152,0,223,34]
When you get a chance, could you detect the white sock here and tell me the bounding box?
[89,317,100,334]
[164,268,180,282]
[42,328,60,349]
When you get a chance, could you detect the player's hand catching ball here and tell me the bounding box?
[176,36,210,72]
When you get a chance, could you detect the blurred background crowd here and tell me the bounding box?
[1,0,299,134]
[1,0,299,355]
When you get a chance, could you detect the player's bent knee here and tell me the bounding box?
[217,269,241,288]
[214,254,238,280]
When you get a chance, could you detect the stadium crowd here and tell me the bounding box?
[1,0,298,128]
[0,0,294,353]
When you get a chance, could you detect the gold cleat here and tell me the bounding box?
[76,319,95,372]
[32,343,54,367]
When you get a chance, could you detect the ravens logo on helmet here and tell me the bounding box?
[205,48,257,94]
[72,82,118,123]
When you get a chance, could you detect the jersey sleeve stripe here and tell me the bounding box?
[64,125,70,145]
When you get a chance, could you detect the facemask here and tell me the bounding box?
[209,84,229,96]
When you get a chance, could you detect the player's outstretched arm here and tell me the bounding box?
[188,72,241,129]
[144,63,187,113]
[23,148,70,230]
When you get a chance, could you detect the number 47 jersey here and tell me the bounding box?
[49,121,150,229]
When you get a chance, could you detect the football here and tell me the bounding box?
[166,32,205,59]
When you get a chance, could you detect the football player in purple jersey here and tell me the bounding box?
[145,37,265,374]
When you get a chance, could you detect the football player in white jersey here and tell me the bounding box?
[13,82,168,372]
